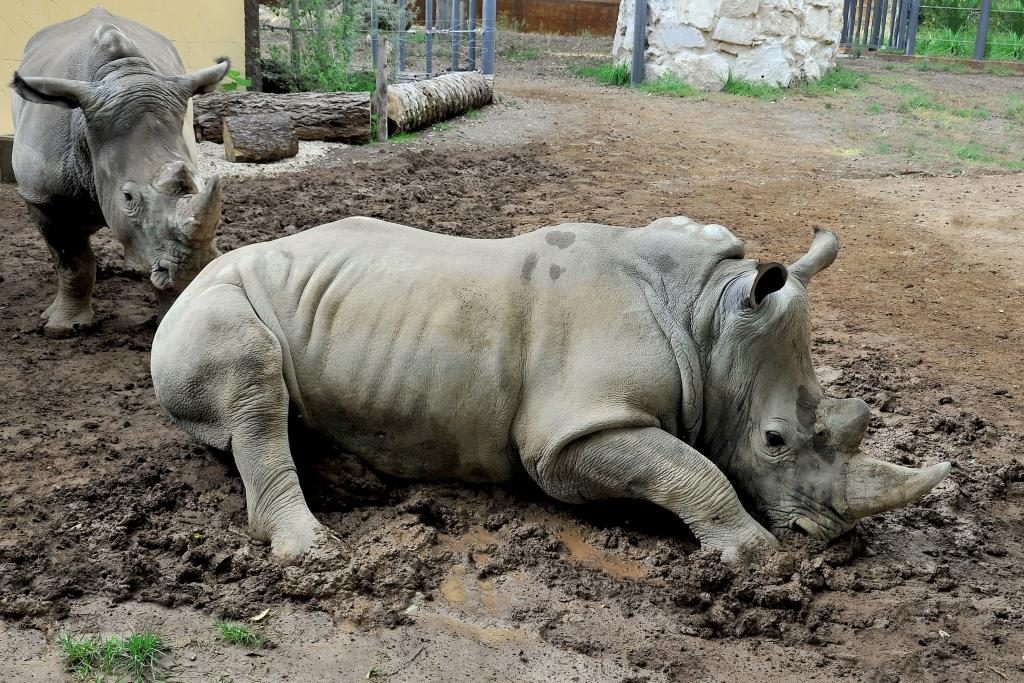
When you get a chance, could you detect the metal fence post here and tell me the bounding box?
[468,0,477,71]
[974,0,992,60]
[482,0,496,75]
[451,0,461,71]
[426,0,434,75]
[397,0,406,74]
[904,0,920,55]
[630,0,647,86]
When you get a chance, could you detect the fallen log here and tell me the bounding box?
[222,113,298,163]
[385,72,493,134]
[193,91,371,144]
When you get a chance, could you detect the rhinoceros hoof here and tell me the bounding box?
[41,304,95,338]
[718,527,779,564]
[271,521,342,567]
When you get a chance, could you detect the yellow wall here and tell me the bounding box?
[1,1,245,135]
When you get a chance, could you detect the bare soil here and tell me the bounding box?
[1,38,1023,682]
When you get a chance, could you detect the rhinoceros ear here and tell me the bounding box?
[176,58,231,95]
[11,73,95,110]
[748,262,788,310]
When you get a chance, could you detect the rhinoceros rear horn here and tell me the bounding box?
[748,262,788,309]
[176,58,232,96]
[790,227,839,286]
[12,73,95,110]
[179,175,222,242]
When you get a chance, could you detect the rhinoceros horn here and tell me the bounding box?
[840,456,951,519]
[177,174,222,242]
[790,227,839,286]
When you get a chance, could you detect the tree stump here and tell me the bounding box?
[222,113,299,163]
[194,91,372,144]
[385,72,493,134]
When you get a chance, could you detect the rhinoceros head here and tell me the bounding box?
[700,228,950,542]
[11,27,229,294]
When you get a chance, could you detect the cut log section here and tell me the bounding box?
[194,91,371,144]
[385,72,493,134]
[222,113,298,163]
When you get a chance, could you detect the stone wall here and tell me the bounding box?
[612,0,843,90]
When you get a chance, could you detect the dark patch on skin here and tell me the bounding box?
[545,230,576,249]
[521,252,538,281]
[549,264,565,281]
[799,385,836,463]
[656,254,679,273]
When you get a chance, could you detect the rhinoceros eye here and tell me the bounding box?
[765,431,786,448]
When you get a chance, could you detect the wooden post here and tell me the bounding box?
[244,0,262,91]
[373,28,389,142]
[426,0,434,75]
[289,0,300,79]
[451,0,461,72]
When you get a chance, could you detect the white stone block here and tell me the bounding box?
[712,17,760,45]
[732,42,793,86]
[758,7,799,36]
[670,51,732,90]
[803,6,832,40]
[652,23,706,50]
[719,0,760,18]
[673,0,719,31]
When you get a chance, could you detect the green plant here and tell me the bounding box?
[465,107,482,119]
[898,92,944,113]
[215,621,267,649]
[1007,99,1024,124]
[639,73,699,97]
[267,0,369,93]
[574,62,630,86]
[220,68,252,92]
[59,631,168,682]
[866,102,884,114]
[389,131,417,143]
[952,106,990,119]
[431,122,453,132]
[955,142,994,162]
[802,66,865,94]
[722,76,783,100]
[501,45,541,61]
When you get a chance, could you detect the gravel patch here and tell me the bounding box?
[197,140,346,178]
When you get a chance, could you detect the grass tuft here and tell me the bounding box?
[574,62,631,86]
[59,630,168,682]
[215,620,267,649]
[639,73,700,97]
[866,102,884,115]
[722,76,784,100]
[802,66,866,94]
[501,45,541,61]
[955,143,995,163]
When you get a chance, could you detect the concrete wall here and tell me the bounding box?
[1,1,245,136]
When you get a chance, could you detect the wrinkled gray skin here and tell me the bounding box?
[151,215,951,563]
[10,8,229,337]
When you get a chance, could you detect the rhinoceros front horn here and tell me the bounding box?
[790,227,839,286]
[840,454,951,520]
[179,174,222,242]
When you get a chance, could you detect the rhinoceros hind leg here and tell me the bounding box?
[28,204,97,338]
[151,283,325,562]
[527,427,778,563]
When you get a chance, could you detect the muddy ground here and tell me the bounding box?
[2,35,1023,682]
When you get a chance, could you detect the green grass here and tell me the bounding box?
[801,66,866,94]
[955,142,995,163]
[501,45,541,61]
[875,142,894,154]
[431,122,453,132]
[952,106,990,120]
[574,62,630,86]
[722,75,784,100]
[639,73,699,97]
[1008,100,1024,124]
[899,92,944,113]
[465,107,482,119]
[59,631,168,682]
[388,131,417,143]
[866,102,884,115]
[215,620,267,649]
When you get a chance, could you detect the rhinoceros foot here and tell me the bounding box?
[270,516,341,566]
[41,301,96,338]
[716,522,780,564]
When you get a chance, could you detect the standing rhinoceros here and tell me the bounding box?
[10,8,229,337]
[151,216,950,562]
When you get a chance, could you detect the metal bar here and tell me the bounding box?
[905,0,921,55]
[630,0,647,85]
[482,0,496,75]
[370,1,379,71]
[468,0,477,71]
[887,0,899,48]
[869,0,885,48]
[974,0,992,60]
[398,0,406,73]
[289,0,299,77]
[426,0,434,75]
[841,0,854,45]
[451,0,460,71]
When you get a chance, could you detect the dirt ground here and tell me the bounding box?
[2,34,1023,682]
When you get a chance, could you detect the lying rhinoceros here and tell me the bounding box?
[10,8,229,337]
[151,216,950,562]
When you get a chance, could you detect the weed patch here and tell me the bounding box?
[215,621,267,649]
[639,73,700,97]
[722,76,783,100]
[59,631,168,682]
[574,62,630,86]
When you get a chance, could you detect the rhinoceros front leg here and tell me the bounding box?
[528,427,778,562]
[151,283,327,563]
[27,204,97,338]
